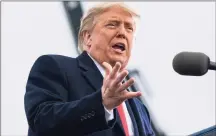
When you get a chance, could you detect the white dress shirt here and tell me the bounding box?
[88,53,134,136]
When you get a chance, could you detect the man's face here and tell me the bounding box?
[84,6,136,70]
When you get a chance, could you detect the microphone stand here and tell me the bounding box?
[209,61,216,70]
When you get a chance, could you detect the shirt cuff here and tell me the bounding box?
[103,106,114,122]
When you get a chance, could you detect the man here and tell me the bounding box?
[24,2,155,136]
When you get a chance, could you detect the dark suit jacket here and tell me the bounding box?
[24,51,155,136]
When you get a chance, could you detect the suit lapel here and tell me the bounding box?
[127,98,146,136]
[77,51,103,91]
[128,98,155,136]
[83,70,103,91]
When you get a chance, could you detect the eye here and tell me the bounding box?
[127,27,133,31]
[126,26,134,32]
[106,21,119,28]
[107,23,116,27]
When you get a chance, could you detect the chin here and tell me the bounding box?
[107,52,128,64]
[110,58,127,67]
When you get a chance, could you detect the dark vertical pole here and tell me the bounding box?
[63,1,83,54]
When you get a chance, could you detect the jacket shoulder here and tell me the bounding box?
[29,54,78,75]
[38,54,76,62]
[36,54,77,66]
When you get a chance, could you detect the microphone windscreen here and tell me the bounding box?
[172,52,210,76]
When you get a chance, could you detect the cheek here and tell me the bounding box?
[99,27,116,40]
[94,31,108,43]
[128,38,134,52]
[127,43,133,53]
[94,33,113,49]
[101,31,114,42]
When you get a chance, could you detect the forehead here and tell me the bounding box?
[97,6,135,25]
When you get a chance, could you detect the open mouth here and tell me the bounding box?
[112,43,126,52]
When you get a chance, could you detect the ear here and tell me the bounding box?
[83,31,92,50]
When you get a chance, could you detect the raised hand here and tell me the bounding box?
[101,62,142,111]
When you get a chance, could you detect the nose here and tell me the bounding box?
[116,25,126,39]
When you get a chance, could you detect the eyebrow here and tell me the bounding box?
[106,17,134,27]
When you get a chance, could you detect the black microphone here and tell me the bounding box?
[172,52,216,76]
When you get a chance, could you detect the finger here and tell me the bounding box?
[102,62,112,78]
[117,78,135,92]
[109,62,121,79]
[112,70,128,87]
[123,91,142,100]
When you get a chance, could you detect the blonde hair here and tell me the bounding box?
[78,2,140,52]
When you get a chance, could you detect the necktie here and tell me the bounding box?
[117,103,129,136]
